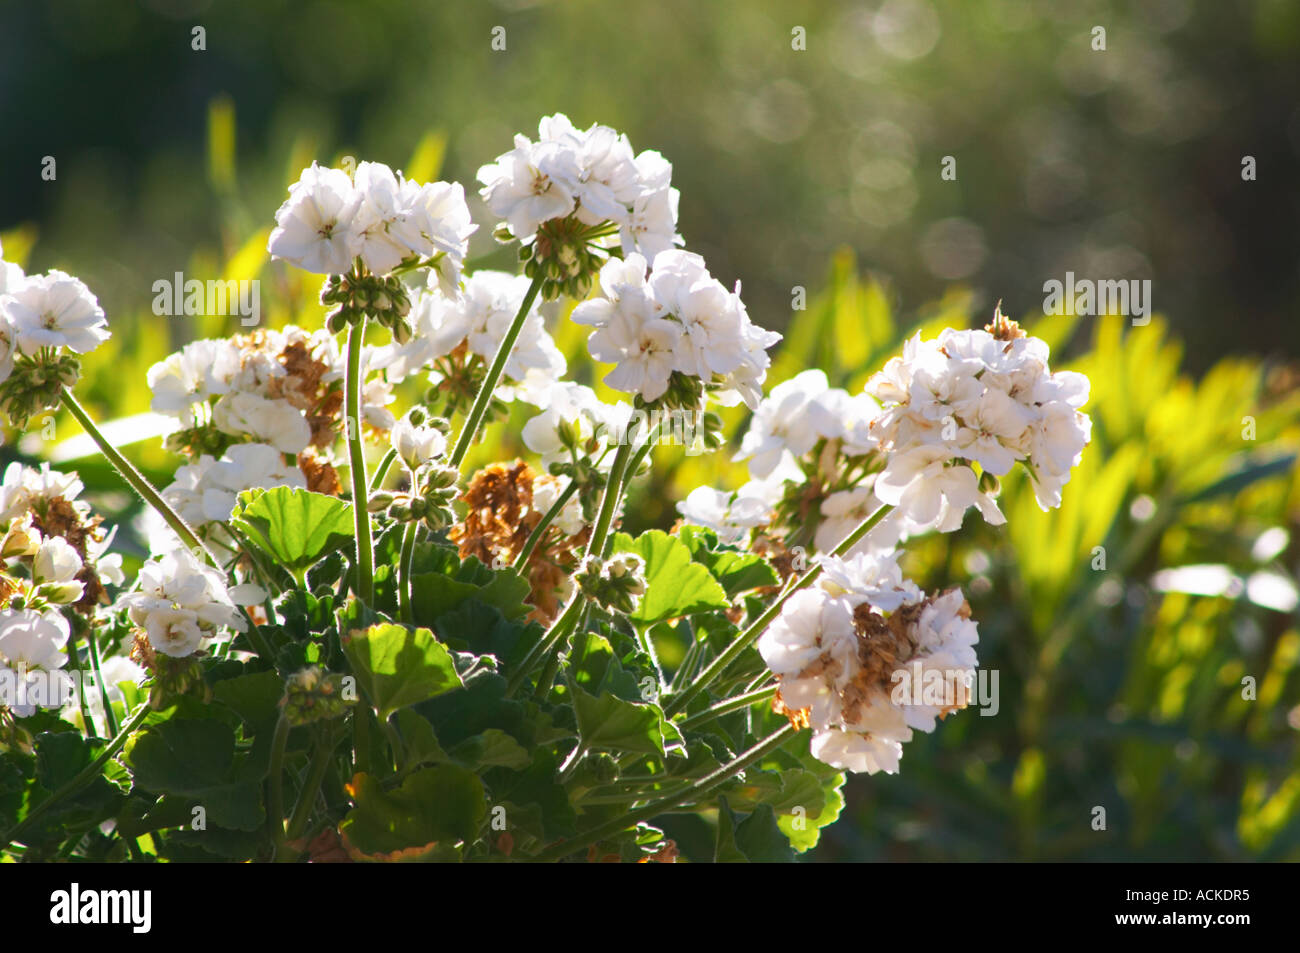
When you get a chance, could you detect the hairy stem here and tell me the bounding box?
[532,724,796,862]
[344,320,374,604]
[667,502,894,716]
[449,272,544,467]
[60,390,217,566]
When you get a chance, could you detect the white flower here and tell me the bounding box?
[676,466,793,545]
[575,251,779,406]
[0,462,84,521]
[873,447,1005,532]
[375,271,564,388]
[202,444,307,523]
[532,475,585,536]
[390,415,447,471]
[0,609,67,670]
[866,321,1091,525]
[0,609,68,717]
[212,392,312,454]
[810,723,906,776]
[350,161,413,275]
[145,606,205,658]
[478,135,579,240]
[815,550,922,612]
[520,381,624,470]
[758,589,858,727]
[147,339,240,424]
[401,180,476,296]
[735,369,832,478]
[267,162,360,275]
[122,547,247,657]
[1,270,109,355]
[33,535,84,591]
[478,114,683,254]
[895,589,980,733]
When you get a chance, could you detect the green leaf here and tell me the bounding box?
[212,670,283,729]
[734,803,797,862]
[723,767,826,818]
[450,728,530,770]
[123,719,265,830]
[569,683,683,757]
[342,623,464,721]
[340,765,485,857]
[394,709,450,768]
[679,525,780,597]
[1181,453,1297,504]
[611,530,728,624]
[230,487,354,580]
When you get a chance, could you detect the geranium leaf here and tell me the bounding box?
[230,487,354,581]
[611,530,728,624]
[342,623,464,721]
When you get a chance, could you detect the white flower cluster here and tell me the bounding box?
[682,369,899,552]
[0,609,68,717]
[477,114,681,258]
[375,270,565,391]
[680,319,1091,553]
[120,548,257,658]
[0,463,124,594]
[758,552,978,775]
[868,325,1091,517]
[162,444,307,530]
[572,251,780,409]
[267,160,476,293]
[519,381,632,474]
[147,324,391,446]
[0,242,109,387]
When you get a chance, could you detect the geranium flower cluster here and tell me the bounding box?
[868,312,1092,516]
[0,463,130,721]
[120,547,255,659]
[682,369,899,553]
[0,242,110,426]
[1,463,124,611]
[375,270,566,411]
[148,326,396,542]
[759,551,979,774]
[682,313,1091,555]
[572,251,780,410]
[478,114,681,297]
[267,160,476,293]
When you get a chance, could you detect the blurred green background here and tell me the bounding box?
[1,0,1298,860]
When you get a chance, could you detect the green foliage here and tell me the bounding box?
[230,487,354,583]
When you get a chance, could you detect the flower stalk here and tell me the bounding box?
[344,319,375,604]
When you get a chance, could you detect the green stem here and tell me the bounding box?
[369,448,397,493]
[69,628,98,739]
[513,481,579,572]
[666,502,894,716]
[283,729,338,849]
[345,320,375,604]
[268,712,292,857]
[506,597,580,697]
[398,521,418,624]
[677,685,776,731]
[449,272,544,467]
[532,724,796,862]
[381,714,406,772]
[1,703,151,852]
[587,440,633,559]
[59,390,217,566]
[84,626,118,738]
